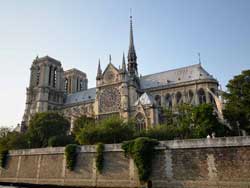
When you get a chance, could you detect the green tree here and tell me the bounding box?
[223,70,250,135]
[72,116,95,136]
[191,104,229,138]
[28,112,70,148]
[0,126,11,138]
[76,116,135,144]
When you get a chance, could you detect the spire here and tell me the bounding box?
[121,52,127,73]
[109,54,112,64]
[198,52,201,65]
[96,58,102,79]
[127,10,138,76]
[128,12,137,62]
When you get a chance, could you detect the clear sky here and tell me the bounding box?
[0,0,250,127]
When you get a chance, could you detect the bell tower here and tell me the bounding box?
[22,56,65,127]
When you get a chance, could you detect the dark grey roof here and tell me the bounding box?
[65,87,96,105]
[140,64,216,89]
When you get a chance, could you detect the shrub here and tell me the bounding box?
[64,144,78,171]
[96,143,104,173]
[122,137,159,183]
[76,116,135,145]
[136,125,179,140]
[73,116,95,136]
[48,135,76,147]
[0,149,9,168]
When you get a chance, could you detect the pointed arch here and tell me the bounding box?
[155,95,161,106]
[198,88,206,104]
[176,92,182,104]
[165,93,172,109]
[135,113,146,131]
[188,90,194,103]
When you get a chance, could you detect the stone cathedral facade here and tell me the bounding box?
[22,17,220,131]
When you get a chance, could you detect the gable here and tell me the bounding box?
[102,63,120,84]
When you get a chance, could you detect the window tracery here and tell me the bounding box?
[99,87,121,113]
[135,113,146,131]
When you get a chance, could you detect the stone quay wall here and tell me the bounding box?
[1,136,250,188]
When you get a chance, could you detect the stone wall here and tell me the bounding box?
[1,136,250,188]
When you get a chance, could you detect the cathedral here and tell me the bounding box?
[21,16,221,131]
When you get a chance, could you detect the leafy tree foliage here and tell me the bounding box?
[28,112,70,148]
[0,126,11,138]
[48,135,76,147]
[0,149,8,168]
[96,143,104,173]
[76,116,135,145]
[64,144,79,171]
[223,70,250,135]
[72,116,95,136]
[138,104,230,140]
[122,137,159,183]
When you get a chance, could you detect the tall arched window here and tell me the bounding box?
[53,68,57,88]
[188,90,194,103]
[48,65,53,86]
[198,88,206,104]
[135,113,146,131]
[176,92,182,104]
[68,77,72,93]
[155,95,161,106]
[65,78,68,92]
[76,78,79,91]
[36,66,40,86]
[80,80,83,91]
[165,94,172,109]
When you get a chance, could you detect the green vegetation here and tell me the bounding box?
[76,116,135,145]
[223,70,250,135]
[64,144,79,171]
[0,112,72,153]
[48,135,76,147]
[96,143,104,173]
[72,116,95,136]
[28,112,70,148]
[0,149,9,168]
[136,104,230,140]
[122,137,159,183]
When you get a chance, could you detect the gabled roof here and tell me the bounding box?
[102,63,119,76]
[134,92,155,106]
[65,87,96,105]
[140,64,216,90]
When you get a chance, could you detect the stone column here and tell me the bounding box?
[68,77,72,94]
[165,150,173,179]
[207,154,218,180]
[36,155,42,183]
[43,64,50,87]
[29,65,36,87]
[161,95,165,107]
[195,91,199,105]
[205,91,210,104]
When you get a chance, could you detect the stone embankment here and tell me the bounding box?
[1,136,250,188]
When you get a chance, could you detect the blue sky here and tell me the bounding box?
[0,0,250,127]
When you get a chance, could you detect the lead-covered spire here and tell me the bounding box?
[127,13,138,76]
